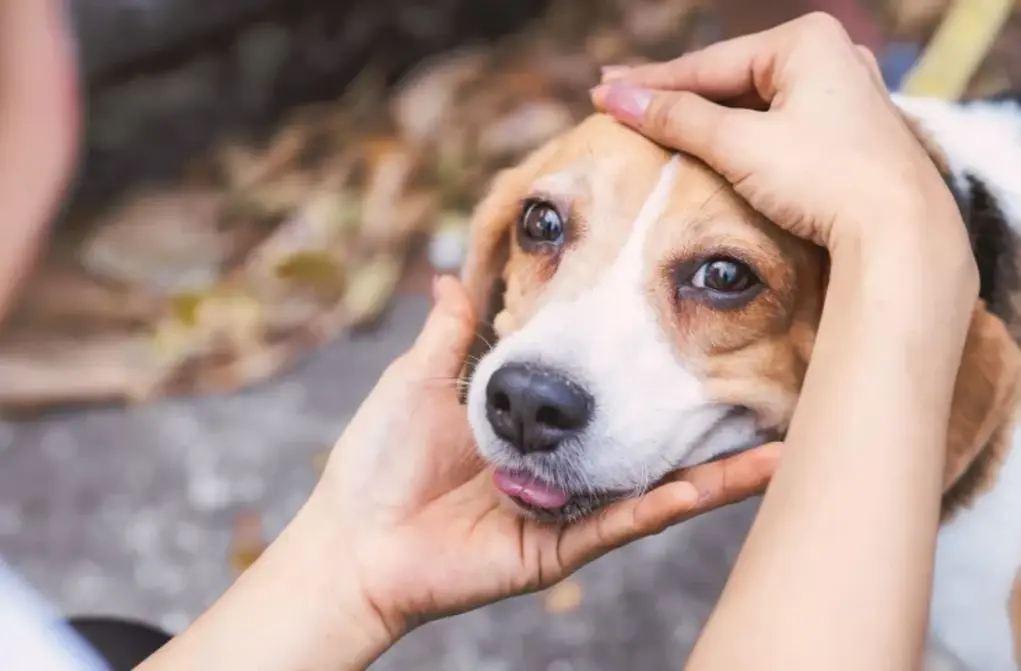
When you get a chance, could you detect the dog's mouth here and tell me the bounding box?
[493,468,626,522]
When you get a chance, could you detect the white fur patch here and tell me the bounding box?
[893,93,1021,671]
[892,94,1021,227]
[468,155,760,494]
[928,425,1021,671]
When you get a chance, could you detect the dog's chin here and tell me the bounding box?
[507,491,622,524]
[492,467,631,525]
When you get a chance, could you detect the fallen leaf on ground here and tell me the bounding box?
[229,510,268,576]
[544,579,584,614]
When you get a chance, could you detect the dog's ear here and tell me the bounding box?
[457,138,564,397]
[944,303,1021,491]
[458,167,518,392]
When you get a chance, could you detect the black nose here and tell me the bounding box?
[485,362,593,454]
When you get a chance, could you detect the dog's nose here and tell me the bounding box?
[485,362,593,454]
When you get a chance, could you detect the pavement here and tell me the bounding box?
[0,293,758,669]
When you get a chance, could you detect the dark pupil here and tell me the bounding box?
[706,260,747,291]
[526,206,562,241]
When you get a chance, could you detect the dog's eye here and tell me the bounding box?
[519,201,565,247]
[689,258,759,294]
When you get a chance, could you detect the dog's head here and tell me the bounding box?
[461,110,1021,522]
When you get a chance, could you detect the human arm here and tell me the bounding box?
[0,0,80,324]
[136,276,778,671]
[591,13,978,670]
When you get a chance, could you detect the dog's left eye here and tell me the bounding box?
[689,258,759,294]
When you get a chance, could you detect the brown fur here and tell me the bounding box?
[461,112,1021,512]
[942,305,1021,519]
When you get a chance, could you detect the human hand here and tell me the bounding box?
[313,275,779,641]
[589,13,972,264]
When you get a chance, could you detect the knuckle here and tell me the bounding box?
[645,93,678,134]
[798,11,846,38]
[646,91,698,139]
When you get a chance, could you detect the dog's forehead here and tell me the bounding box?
[527,115,670,199]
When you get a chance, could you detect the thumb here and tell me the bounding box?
[407,275,477,377]
[590,83,766,185]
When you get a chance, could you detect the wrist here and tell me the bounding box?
[137,493,397,671]
[829,202,977,330]
[293,489,401,665]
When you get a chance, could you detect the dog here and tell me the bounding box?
[458,91,1021,670]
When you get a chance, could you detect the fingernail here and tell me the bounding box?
[598,83,652,125]
[600,65,631,82]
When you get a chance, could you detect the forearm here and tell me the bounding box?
[0,0,79,324]
[137,491,396,671]
[688,233,975,670]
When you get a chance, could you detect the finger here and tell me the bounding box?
[601,13,856,105]
[854,45,885,90]
[590,84,769,182]
[600,65,632,83]
[598,34,775,103]
[672,442,781,510]
[556,481,699,569]
[404,275,477,377]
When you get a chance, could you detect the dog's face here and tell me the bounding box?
[462,113,1016,522]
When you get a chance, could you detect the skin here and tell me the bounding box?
[137,275,779,671]
[143,16,974,670]
[0,5,976,670]
[592,13,977,671]
[0,0,80,325]
[0,2,770,668]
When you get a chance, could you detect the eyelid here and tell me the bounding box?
[522,189,572,220]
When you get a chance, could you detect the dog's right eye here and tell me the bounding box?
[518,201,566,249]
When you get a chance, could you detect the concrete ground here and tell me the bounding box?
[0,293,757,669]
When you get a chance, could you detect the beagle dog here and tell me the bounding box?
[459,92,1021,670]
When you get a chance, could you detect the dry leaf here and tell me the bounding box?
[80,189,228,294]
[0,333,164,409]
[343,255,403,327]
[229,510,267,575]
[230,171,318,219]
[12,266,162,328]
[391,48,489,145]
[245,190,360,294]
[360,140,421,245]
[623,0,699,46]
[311,449,330,476]
[476,100,574,159]
[544,579,584,614]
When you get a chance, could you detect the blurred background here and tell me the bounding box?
[2,0,1020,667]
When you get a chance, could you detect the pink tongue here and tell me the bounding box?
[494,469,571,509]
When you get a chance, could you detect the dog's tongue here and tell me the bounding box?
[494,469,571,509]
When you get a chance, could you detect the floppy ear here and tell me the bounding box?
[458,167,518,392]
[943,302,1021,494]
[457,138,565,396]
[897,108,1021,494]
